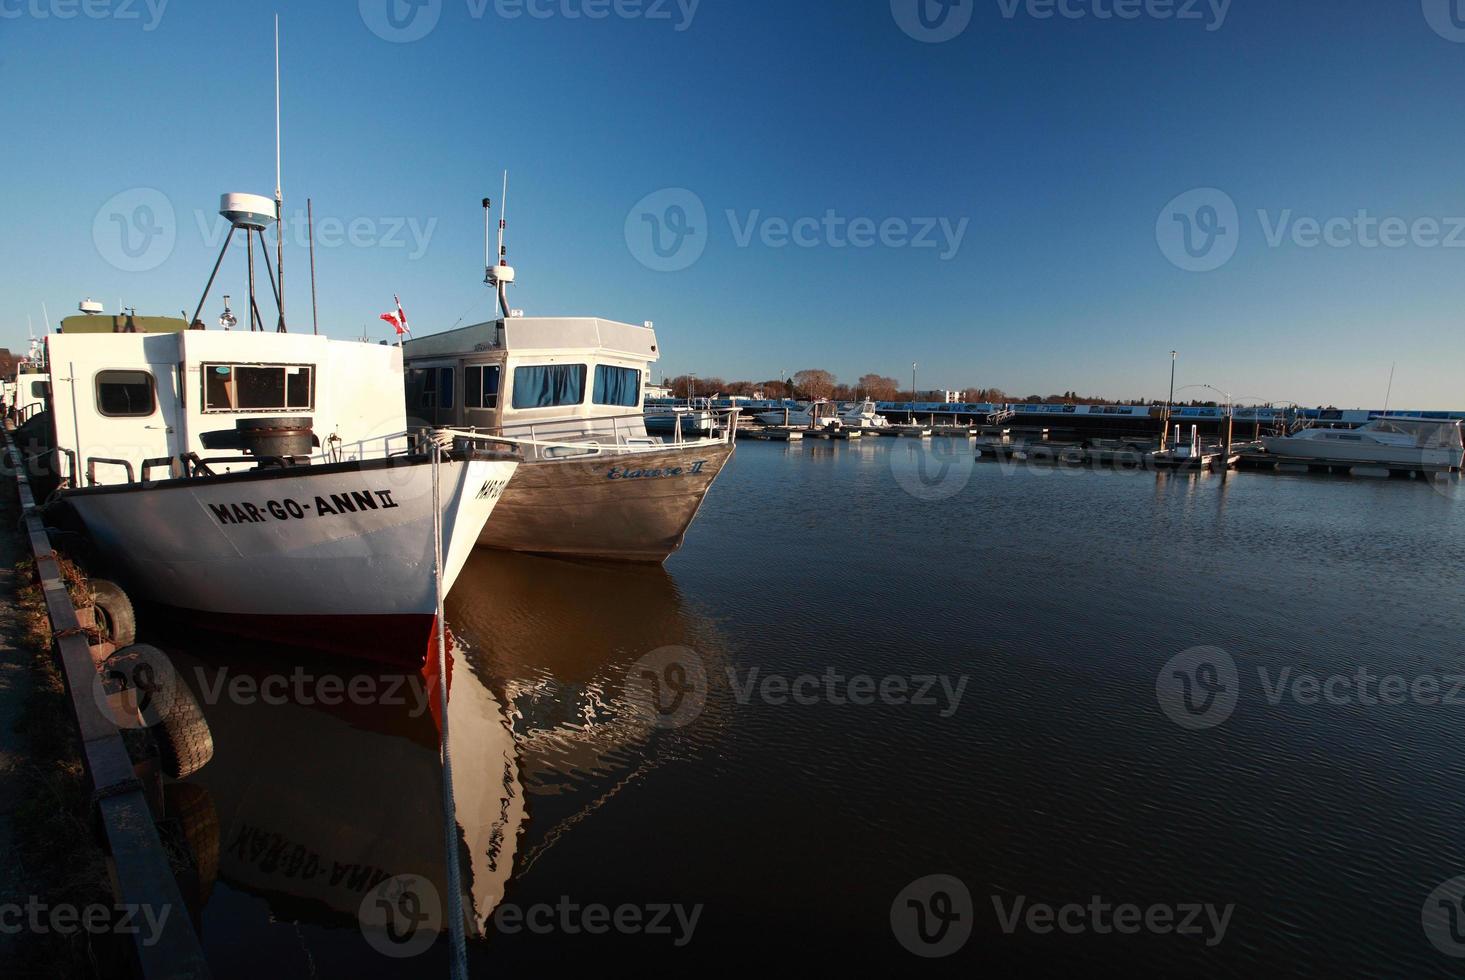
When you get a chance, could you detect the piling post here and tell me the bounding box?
[1222,409,1233,472]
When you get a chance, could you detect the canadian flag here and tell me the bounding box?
[380,295,411,339]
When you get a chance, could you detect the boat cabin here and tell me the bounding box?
[402,317,661,458]
[11,362,49,423]
[45,331,410,488]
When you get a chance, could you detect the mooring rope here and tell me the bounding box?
[431,443,470,980]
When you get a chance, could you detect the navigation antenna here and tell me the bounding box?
[1382,362,1396,420]
[273,14,287,332]
[483,171,517,318]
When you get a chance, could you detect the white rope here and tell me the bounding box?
[431,443,470,980]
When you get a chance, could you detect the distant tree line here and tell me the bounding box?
[659,371,1314,408]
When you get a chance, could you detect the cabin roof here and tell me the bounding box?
[402,317,659,363]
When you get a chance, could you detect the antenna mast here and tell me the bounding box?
[273,14,287,332]
[1382,362,1396,419]
[484,171,516,318]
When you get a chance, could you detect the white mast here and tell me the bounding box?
[486,170,516,318]
[273,13,286,332]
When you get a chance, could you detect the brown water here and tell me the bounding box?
[160,437,1465,975]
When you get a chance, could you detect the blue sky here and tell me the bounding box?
[3,0,1465,407]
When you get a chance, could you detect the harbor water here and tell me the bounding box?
[165,437,1465,975]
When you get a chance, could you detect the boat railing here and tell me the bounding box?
[434,409,737,458]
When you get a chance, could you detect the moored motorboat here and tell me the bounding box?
[1260,418,1464,472]
[400,195,735,563]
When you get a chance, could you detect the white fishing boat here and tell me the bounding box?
[400,193,735,563]
[36,193,518,665]
[1261,417,1464,472]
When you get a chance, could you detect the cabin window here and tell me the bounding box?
[438,368,454,410]
[30,380,47,399]
[203,363,315,413]
[95,370,155,417]
[464,365,501,410]
[593,366,641,407]
[512,364,586,409]
[418,368,438,409]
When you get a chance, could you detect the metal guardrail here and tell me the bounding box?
[3,428,211,978]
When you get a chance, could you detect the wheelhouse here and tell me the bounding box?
[402,317,662,458]
[45,331,409,487]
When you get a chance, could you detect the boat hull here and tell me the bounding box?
[479,443,734,562]
[1260,436,1462,471]
[62,455,516,663]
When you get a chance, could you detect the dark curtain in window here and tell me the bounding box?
[465,367,483,408]
[512,365,586,409]
[593,366,640,407]
[439,368,455,410]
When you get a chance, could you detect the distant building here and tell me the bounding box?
[645,382,673,400]
[918,389,965,403]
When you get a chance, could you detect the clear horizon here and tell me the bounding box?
[3,0,1464,409]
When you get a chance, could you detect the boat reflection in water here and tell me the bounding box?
[162,547,722,974]
[445,549,727,863]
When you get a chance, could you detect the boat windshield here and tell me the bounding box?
[1365,418,1465,449]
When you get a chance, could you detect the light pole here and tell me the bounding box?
[911,361,917,423]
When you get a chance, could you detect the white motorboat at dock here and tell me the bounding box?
[1259,417,1464,474]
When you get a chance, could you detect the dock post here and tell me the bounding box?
[1222,410,1233,473]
